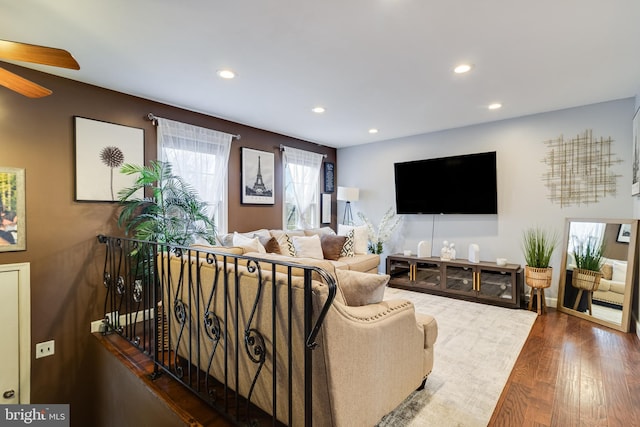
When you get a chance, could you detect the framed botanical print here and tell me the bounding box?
[0,167,26,252]
[74,116,144,202]
[324,161,335,193]
[241,147,275,204]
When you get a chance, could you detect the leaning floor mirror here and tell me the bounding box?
[557,218,638,332]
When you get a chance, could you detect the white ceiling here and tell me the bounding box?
[2,0,640,148]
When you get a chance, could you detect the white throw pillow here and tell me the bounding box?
[275,233,296,256]
[335,269,389,306]
[292,234,324,260]
[232,232,266,253]
[338,224,369,254]
[612,260,627,282]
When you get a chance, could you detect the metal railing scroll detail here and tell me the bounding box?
[96,235,336,426]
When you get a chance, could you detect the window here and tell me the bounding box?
[157,118,233,235]
[282,147,324,230]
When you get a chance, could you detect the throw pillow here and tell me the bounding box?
[276,233,296,256]
[233,232,266,253]
[601,263,613,280]
[254,234,281,254]
[338,224,369,254]
[340,229,355,257]
[335,269,389,306]
[320,235,347,261]
[292,234,324,260]
[612,260,627,283]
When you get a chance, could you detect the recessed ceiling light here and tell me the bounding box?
[217,69,235,79]
[454,64,472,74]
[368,128,379,134]
[488,103,502,110]
[312,106,325,114]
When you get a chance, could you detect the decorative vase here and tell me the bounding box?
[524,266,553,289]
[572,268,602,292]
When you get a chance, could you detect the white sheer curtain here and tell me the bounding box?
[157,118,233,234]
[282,146,324,229]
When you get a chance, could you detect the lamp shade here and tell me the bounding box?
[337,186,359,202]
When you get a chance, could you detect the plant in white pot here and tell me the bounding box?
[521,227,559,314]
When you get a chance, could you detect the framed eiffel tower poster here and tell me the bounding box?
[241,147,275,205]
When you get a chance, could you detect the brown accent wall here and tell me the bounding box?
[0,62,336,425]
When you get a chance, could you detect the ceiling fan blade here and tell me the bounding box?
[0,40,79,70]
[0,67,52,98]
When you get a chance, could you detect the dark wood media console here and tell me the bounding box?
[386,254,523,308]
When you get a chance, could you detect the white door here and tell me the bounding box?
[0,263,30,404]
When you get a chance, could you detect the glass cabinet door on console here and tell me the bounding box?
[476,266,519,306]
[386,255,522,308]
[442,264,475,296]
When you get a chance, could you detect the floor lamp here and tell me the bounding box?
[337,186,359,225]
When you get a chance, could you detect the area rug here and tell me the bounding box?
[377,287,538,427]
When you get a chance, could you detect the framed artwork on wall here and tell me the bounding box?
[632,106,640,196]
[617,223,631,243]
[324,161,335,193]
[321,193,332,224]
[74,116,144,202]
[0,167,26,252]
[241,147,275,204]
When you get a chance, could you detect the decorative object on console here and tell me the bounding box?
[337,186,359,225]
[417,240,431,257]
[357,207,401,254]
[521,226,559,315]
[468,243,480,263]
[440,241,451,260]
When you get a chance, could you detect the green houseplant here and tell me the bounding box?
[117,161,216,246]
[570,235,605,313]
[521,226,559,314]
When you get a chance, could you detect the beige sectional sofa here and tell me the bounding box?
[215,226,380,274]
[161,248,437,426]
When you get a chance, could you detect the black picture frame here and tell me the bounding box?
[241,147,275,205]
[324,161,335,193]
[617,223,631,243]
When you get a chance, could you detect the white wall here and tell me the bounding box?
[338,97,636,299]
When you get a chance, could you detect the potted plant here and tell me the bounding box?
[521,226,559,313]
[117,160,216,246]
[570,235,605,312]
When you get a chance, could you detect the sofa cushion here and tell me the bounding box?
[304,227,336,237]
[612,260,627,283]
[335,269,388,306]
[292,234,324,260]
[338,253,380,273]
[321,235,347,261]
[601,263,613,280]
[338,224,369,254]
[233,232,266,253]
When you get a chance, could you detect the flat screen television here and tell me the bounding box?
[394,151,498,215]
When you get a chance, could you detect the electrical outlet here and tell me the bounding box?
[36,340,55,359]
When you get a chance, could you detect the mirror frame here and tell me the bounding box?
[556,218,638,332]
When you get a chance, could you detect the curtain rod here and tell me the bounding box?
[147,113,241,140]
[280,144,328,158]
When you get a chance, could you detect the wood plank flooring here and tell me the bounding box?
[489,308,640,427]
[98,307,640,426]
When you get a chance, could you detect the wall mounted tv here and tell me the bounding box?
[394,151,498,215]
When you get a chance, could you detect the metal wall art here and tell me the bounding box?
[542,129,621,207]
[0,167,26,251]
[74,116,144,202]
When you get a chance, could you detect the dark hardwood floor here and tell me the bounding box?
[98,307,640,426]
[489,308,640,427]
